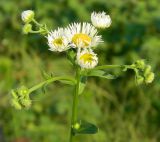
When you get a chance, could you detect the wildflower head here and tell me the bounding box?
[77,49,98,69]
[91,11,112,29]
[21,10,35,23]
[66,22,102,48]
[11,86,31,110]
[47,28,70,52]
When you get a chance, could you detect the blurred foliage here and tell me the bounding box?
[0,0,160,142]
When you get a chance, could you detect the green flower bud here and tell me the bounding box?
[21,99,32,108]
[22,24,32,34]
[144,65,151,76]
[17,86,29,97]
[21,10,35,23]
[11,99,22,110]
[73,123,80,130]
[136,75,144,85]
[135,60,145,70]
[145,72,154,84]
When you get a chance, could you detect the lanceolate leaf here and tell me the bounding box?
[87,69,116,79]
[73,120,98,135]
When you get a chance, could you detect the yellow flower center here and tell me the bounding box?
[80,53,93,63]
[72,33,91,47]
[52,38,63,46]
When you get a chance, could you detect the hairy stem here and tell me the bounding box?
[69,67,81,142]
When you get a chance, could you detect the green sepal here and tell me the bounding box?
[73,120,98,135]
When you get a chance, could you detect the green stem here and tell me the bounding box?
[94,65,123,70]
[32,19,49,34]
[32,19,42,27]
[29,76,75,93]
[69,67,81,142]
[30,30,42,33]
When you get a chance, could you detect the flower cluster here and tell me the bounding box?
[11,86,31,110]
[45,12,111,69]
[21,10,111,69]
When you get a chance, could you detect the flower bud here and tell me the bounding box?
[135,60,145,70]
[17,86,29,97]
[21,10,35,23]
[136,75,144,85]
[74,123,80,130]
[145,72,154,84]
[144,65,151,76]
[91,11,112,28]
[21,99,32,108]
[22,24,32,34]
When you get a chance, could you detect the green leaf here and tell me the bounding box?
[73,120,98,135]
[78,76,87,95]
[87,70,116,79]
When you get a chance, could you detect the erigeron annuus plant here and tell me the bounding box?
[11,10,155,142]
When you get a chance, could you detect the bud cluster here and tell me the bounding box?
[11,86,31,110]
[21,10,48,35]
[133,60,154,85]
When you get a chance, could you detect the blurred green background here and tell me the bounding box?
[0,0,160,142]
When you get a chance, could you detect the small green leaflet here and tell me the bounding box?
[73,120,98,135]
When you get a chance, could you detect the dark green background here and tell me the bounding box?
[0,0,160,142]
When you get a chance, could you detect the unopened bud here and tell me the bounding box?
[21,10,35,23]
[74,123,80,130]
[21,99,32,108]
[144,65,151,76]
[136,75,144,85]
[23,24,32,34]
[17,86,29,97]
[145,72,154,84]
[135,60,145,70]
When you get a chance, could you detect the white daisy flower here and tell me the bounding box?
[91,11,112,28]
[66,22,102,48]
[21,10,35,23]
[47,28,70,52]
[77,49,98,69]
